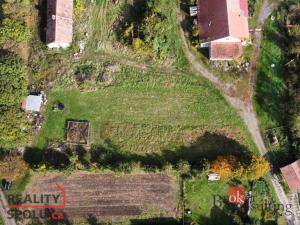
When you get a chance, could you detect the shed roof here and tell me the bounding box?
[23,95,43,112]
[280,160,300,192]
[46,0,73,45]
[197,0,249,41]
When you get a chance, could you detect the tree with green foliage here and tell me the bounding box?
[0,107,29,150]
[0,53,28,106]
[0,18,31,44]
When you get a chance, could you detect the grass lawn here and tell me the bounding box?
[255,17,287,131]
[36,66,257,159]
[184,175,230,225]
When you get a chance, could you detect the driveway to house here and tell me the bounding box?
[0,190,16,225]
[177,1,299,224]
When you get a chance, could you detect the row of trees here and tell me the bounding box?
[211,154,270,181]
[0,54,30,151]
[0,3,31,151]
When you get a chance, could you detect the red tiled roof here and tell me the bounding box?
[210,42,243,60]
[46,0,73,44]
[280,160,300,192]
[240,0,249,17]
[197,0,249,41]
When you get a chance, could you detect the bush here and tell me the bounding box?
[116,0,185,63]
[0,18,31,44]
[74,0,86,17]
[0,53,28,106]
[248,0,256,16]
[0,107,29,150]
[75,64,95,83]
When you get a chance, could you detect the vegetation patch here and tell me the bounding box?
[86,0,187,68]
[255,17,287,131]
[185,174,284,225]
[255,2,300,166]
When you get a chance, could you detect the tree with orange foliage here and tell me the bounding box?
[210,155,237,180]
[211,154,270,181]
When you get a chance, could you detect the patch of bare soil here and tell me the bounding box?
[25,173,177,222]
[67,121,90,144]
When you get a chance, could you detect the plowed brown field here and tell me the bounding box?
[25,173,177,222]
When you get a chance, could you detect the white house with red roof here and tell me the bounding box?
[197,0,250,60]
[46,0,73,48]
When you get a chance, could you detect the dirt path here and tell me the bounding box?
[0,190,17,225]
[177,1,298,224]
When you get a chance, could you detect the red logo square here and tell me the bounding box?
[228,186,245,204]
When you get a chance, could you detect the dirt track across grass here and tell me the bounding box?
[25,173,177,222]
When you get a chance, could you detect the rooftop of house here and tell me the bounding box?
[280,160,300,192]
[46,0,73,44]
[210,41,243,60]
[197,0,249,41]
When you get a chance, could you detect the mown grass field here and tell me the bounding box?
[255,17,287,131]
[36,66,257,157]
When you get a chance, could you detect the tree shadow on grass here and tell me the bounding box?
[23,147,44,167]
[24,132,253,173]
[91,132,252,172]
[266,149,295,171]
[195,205,240,225]
[24,147,70,169]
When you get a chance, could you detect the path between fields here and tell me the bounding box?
[0,190,16,225]
[177,1,298,225]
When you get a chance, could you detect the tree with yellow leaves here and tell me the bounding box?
[247,155,270,180]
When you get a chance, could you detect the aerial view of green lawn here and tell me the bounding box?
[255,17,287,131]
[36,66,257,158]
[1,0,298,224]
